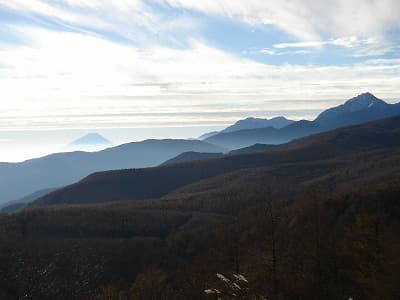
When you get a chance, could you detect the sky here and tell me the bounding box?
[0,0,400,161]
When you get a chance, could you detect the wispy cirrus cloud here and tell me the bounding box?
[160,0,400,40]
[273,37,377,49]
[0,0,201,46]
[271,36,397,57]
[1,25,399,128]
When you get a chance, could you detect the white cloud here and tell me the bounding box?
[274,37,378,49]
[254,36,389,57]
[0,25,399,131]
[272,36,396,57]
[161,0,400,41]
[0,1,399,131]
[3,0,399,42]
[253,48,311,56]
[274,41,326,49]
[258,48,276,55]
[0,0,110,30]
[0,0,200,44]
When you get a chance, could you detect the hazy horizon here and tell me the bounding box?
[0,94,399,162]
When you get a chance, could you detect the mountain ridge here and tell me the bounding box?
[204,93,400,149]
[31,116,400,207]
[0,139,227,205]
[222,116,294,133]
[315,92,400,129]
[205,119,322,149]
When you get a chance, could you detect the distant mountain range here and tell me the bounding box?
[32,116,400,207]
[222,116,294,132]
[1,92,399,209]
[198,116,294,140]
[205,120,321,149]
[0,187,57,213]
[198,131,220,140]
[204,93,400,149]
[0,139,226,205]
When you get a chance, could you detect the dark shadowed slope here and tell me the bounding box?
[229,144,278,155]
[32,116,400,206]
[0,139,226,205]
[162,144,287,165]
[161,151,224,166]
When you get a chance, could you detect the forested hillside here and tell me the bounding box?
[1,180,399,299]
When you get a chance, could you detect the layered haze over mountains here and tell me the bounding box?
[32,115,400,207]
[1,92,400,209]
[0,139,226,205]
[1,93,399,162]
[204,92,400,149]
